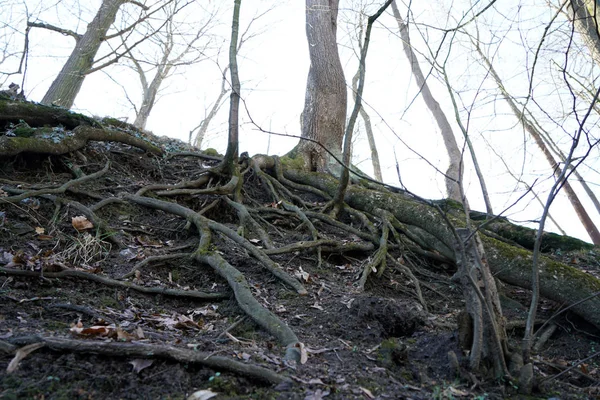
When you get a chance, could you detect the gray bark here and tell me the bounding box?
[41,0,126,108]
[391,1,462,203]
[299,0,347,174]
[570,0,600,68]
[352,67,382,181]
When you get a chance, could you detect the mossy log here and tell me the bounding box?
[0,99,100,129]
[281,167,600,329]
[0,125,162,156]
[0,100,162,156]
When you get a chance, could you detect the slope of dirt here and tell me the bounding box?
[1,136,599,399]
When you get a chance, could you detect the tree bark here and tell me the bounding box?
[391,1,463,203]
[570,0,600,68]
[299,0,347,174]
[41,0,126,108]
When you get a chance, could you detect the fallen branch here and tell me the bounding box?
[3,336,290,385]
[124,194,303,361]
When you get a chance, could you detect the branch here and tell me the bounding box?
[27,21,82,41]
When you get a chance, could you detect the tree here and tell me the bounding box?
[123,0,213,130]
[391,1,464,204]
[34,0,179,108]
[298,0,347,174]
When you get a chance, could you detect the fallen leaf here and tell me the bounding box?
[187,389,219,400]
[359,387,374,399]
[7,343,45,373]
[295,267,310,282]
[129,359,153,373]
[72,216,93,231]
[117,327,136,342]
[294,342,308,364]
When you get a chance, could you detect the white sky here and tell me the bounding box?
[2,0,600,243]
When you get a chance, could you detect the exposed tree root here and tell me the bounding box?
[2,336,290,385]
[358,216,389,290]
[225,197,275,249]
[119,253,192,279]
[0,267,228,300]
[123,194,303,361]
[281,166,600,330]
[0,100,100,129]
[2,160,110,203]
[264,239,374,255]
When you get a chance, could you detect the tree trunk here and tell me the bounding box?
[476,44,600,245]
[391,1,463,203]
[133,64,171,130]
[299,0,347,174]
[41,0,126,108]
[570,0,600,68]
[352,65,382,181]
[222,0,241,175]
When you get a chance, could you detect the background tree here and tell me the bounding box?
[33,0,180,108]
[121,0,215,130]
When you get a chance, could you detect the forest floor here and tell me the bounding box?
[1,134,599,399]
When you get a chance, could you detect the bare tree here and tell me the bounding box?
[190,5,273,149]
[123,0,214,129]
[391,1,465,204]
[32,0,182,108]
[475,42,600,245]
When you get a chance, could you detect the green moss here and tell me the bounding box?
[203,148,221,157]
[99,295,120,308]
[280,154,305,170]
[12,126,36,137]
[487,220,593,252]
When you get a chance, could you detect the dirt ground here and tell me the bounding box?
[1,137,599,399]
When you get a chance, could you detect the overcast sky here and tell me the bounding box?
[2,0,599,242]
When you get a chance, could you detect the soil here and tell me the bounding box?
[0,137,599,399]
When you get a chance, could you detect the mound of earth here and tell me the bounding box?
[0,106,599,399]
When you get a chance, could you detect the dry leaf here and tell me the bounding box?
[359,387,375,399]
[187,389,219,400]
[295,342,308,364]
[72,216,94,231]
[117,327,136,342]
[130,359,154,373]
[7,342,45,373]
[70,324,115,337]
[295,267,310,282]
